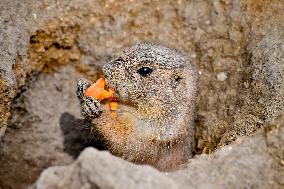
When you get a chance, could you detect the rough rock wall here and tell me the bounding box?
[0,0,83,140]
[0,1,31,138]
[0,0,283,188]
[1,0,283,151]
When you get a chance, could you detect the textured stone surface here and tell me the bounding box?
[0,66,86,189]
[1,0,283,149]
[171,115,284,189]
[32,115,284,189]
[32,148,178,189]
[0,0,283,188]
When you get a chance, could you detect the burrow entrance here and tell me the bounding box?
[1,1,282,188]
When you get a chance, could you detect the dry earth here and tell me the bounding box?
[0,0,283,189]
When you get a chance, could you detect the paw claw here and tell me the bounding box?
[82,96,101,117]
[76,78,92,100]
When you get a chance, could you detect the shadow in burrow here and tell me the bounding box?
[59,112,105,159]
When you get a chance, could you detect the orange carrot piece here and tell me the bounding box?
[108,88,115,96]
[96,90,112,101]
[84,77,119,112]
[109,101,118,111]
[84,78,105,98]
[111,111,117,117]
[84,78,114,101]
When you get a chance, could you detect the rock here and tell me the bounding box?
[0,0,283,152]
[217,72,227,81]
[0,0,283,188]
[32,115,284,189]
[32,148,178,189]
[250,29,284,121]
[219,29,284,145]
[172,117,284,189]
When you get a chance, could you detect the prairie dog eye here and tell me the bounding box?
[137,67,153,77]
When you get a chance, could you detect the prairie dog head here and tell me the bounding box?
[103,43,197,141]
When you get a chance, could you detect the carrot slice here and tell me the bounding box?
[84,78,114,101]
[84,78,106,98]
[84,77,119,112]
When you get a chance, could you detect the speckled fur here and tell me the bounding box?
[80,43,197,171]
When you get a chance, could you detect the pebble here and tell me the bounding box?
[217,72,227,81]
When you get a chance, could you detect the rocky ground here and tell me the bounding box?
[32,117,284,189]
[0,0,283,189]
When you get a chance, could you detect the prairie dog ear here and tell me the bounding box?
[171,71,184,88]
[173,74,183,82]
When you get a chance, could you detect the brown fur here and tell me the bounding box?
[87,43,197,171]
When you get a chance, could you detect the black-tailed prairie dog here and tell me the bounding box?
[77,43,197,171]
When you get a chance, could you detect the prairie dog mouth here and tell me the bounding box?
[104,78,129,103]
